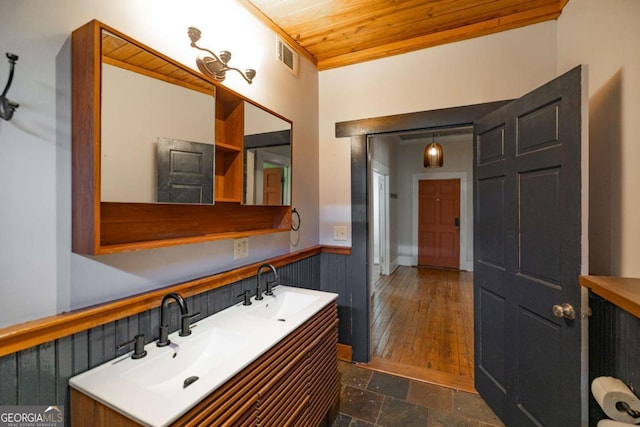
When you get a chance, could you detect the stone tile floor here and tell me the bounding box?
[331,361,505,427]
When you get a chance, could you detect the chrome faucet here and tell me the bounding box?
[157,292,198,347]
[256,263,279,300]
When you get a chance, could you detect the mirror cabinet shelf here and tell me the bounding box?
[72,20,291,255]
[215,97,243,203]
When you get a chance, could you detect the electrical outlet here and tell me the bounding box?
[234,238,249,259]
[333,226,347,241]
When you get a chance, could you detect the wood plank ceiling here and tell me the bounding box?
[239,0,570,70]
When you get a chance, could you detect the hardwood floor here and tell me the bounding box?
[365,266,475,393]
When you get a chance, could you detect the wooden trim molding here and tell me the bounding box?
[580,275,640,319]
[0,245,352,358]
[361,357,476,394]
[337,343,352,362]
[335,101,510,138]
[321,245,352,255]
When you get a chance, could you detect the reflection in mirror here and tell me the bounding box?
[243,102,292,206]
[156,137,214,204]
[100,32,216,204]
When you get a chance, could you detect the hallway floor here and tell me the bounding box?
[369,266,475,392]
[332,361,504,427]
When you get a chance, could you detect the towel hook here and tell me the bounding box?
[0,53,19,121]
[291,208,301,231]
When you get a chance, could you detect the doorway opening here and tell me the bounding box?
[336,99,510,364]
[367,127,475,391]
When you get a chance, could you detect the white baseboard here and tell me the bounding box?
[389,258,399,274]
[397,256,413,266]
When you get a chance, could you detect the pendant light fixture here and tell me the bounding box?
[424,134,443,168]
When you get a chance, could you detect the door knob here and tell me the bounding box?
[552,303,576,320]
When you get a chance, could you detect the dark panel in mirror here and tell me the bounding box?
[156,137,214,204]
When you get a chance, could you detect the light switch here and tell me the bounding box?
[333,226,347,241]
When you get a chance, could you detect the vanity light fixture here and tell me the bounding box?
[423,134,444,168]
[188,27,256,84]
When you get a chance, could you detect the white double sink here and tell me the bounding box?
[69,285,337,427]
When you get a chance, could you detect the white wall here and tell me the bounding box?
[371,173,380,263]
[557,0,640,277]
[318,21,559,246]
[0,0,319,327]
[369,137,396,278]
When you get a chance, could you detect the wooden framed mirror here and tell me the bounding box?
[72,20,291,255]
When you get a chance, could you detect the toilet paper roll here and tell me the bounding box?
[598,420,637,427]
[592,376,640,425]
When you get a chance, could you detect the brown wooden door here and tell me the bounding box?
[418,179,460,268]
[263,167,283,205]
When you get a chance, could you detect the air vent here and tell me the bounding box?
[276,36,299,77]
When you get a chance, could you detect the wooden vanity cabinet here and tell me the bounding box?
[70,301,339,427]
[71,20,291,255]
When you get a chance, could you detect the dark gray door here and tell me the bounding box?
[157,137,214,204]
[474,65,586,426]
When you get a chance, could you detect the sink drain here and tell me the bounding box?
[277,318,286,322]
[183,376,199,389]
